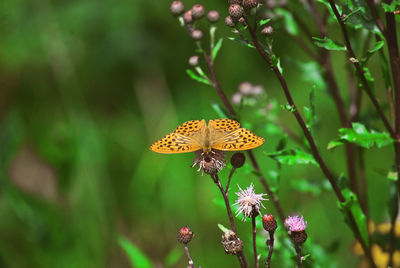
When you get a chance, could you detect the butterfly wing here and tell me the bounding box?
[208,119,240,133]
[211,128,264,151]
[150,120,206,154]
[150,132,202,154]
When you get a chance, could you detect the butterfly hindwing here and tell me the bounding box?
[150,132,202,154]
[211,128,264,151]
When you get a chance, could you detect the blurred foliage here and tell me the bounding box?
[0,0,398,267]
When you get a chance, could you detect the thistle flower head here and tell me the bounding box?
[234,183,267,220]
[192,149,226,175]
[221,230,244,255]
[285,215,307,232]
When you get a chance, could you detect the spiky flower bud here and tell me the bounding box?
[188,55,199,66]
[229,0,243,4]
[225,15,236,27]
[207,10,220,23]
[170,1,185,16]
[261,25,274,35]
[229,4,244,20]
[177,226,194,244]
[243,0,259,8]
[191,29,203,40]
[262,214,278,232]
[191,4,205,19]
[221,230,244,255]
[183,10,193,24]
[231,152,245,168]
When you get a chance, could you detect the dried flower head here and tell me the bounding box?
[225,15,236,27]
[183,10,193,24]
[229,4,244,20]
[221,230,244,255]
[170,1,185,16]
[207,10,220,23]
[188,55,199,66]
[177,226,194,244]
[285,215,307,232]
[243,0,259,8]
[262,214,277,232]
[192,149,226,175]
[191,29,203,40]
[191,4,206,19]
[234,183,267,219]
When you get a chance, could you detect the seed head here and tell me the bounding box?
[188,55,199,66]
[183,10,193,24]
[225,15,236,27]
[262,214,277,232]
[191,29,203,40]
[229,0,243,4]
[170,1,185,16]
[192,150,226,175]
[243,0,259,8]
[221,230,244,255]
[234,183,267,220]
[261,25,274,35]
[229,4,244,20]
[231,152,245,168]
[177,226,194,244]
[191,4,205,20]
[207,10,220,23]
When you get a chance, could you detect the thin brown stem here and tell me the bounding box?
[265,231,275,268]
[252,214,259,268]
[225,167,236,193]
[183,244,195,268]
[365,0,387,36]
[243,16,377,268]
[295,245,302,268]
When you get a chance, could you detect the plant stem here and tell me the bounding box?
[212,174,248,268]
[295,245,302,268]
[225,167,236,193]
[265,231,275,268]
[252,214,259,268]
[183,244,195,268]
[243,16,377,268]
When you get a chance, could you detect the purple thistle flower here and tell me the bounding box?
[285,215,307,232]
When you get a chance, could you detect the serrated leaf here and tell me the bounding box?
[258,18,271,27]
[186,69,211,86]
[164,247,183,267]
[382,0,400,12]
[119,236,153,268]
[212,38,223,60]
[328,122,394,149]
[313,37,347,51]
[362,41,384,64]
[266,148,319,167]
[337,189,369,247]
[227,36,255,48]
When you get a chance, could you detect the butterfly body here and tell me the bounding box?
[150,119,264,154]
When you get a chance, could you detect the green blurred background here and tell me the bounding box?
[0,0,394,267]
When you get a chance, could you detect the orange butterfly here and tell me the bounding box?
[150,119,264,154]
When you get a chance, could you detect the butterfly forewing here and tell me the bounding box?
[173,120,206,136]
[211,128,264,151]
[150,133,202,154]
[208,119,240,133]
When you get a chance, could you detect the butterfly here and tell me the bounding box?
[150,119,264,154]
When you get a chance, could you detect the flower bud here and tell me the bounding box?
[262,214,277,232]
[177,226,194,244]
[191,4,205,20]
[243,0,259,8]
[191,29,203,40]
[221,230,244,255]
[188,55,199,66]
[170,1,185,16]
[261,25,274,35]
[290,230,307,245]
[225,16,236,27]
[231,152,245,168]
[183,10,193,24]
[207,10,220,23]
[229,4,244,20]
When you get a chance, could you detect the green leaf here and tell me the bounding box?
[266,148,319,167]
[218,223,230,233]
[337,189,369,247]
[258,18,271,27]
[362,40,384,64]
[227,36,255,48]
[212,38,223,60]
[313,37,347,51]
[382,0,400,12]
[387,171,398,181]
[211,103,229,118]
[328,122,394,150]
[119,236,153,268]
[275,8,298,35]
[164,246,183,267]
[280,103,295,112]
[186,69,211,86]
